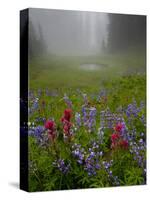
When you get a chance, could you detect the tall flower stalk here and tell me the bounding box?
[61,109,74,141]
[82,106,97,133]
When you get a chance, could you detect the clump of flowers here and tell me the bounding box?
[102,160,120,186]
[53,159,70,174]
[129,137,146,174]
[82,106,97,133]
[126,100,141,118]
[61,109,74,140]
[111,122,129,150]
[100,108,125,130]
[126,100,146,127]
[34,125,45,138]
[72,143,85,165]
[72,142,103,176]
[28,124,49,147]
[84,142,103,176]
[44,119,57,142]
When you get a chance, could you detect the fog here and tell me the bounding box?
[29,9,109,56]
[29,8,146,60]
[28,9,146,90]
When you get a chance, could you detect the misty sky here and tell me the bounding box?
[29,8,109,56]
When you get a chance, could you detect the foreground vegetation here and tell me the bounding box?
[26,53,146,191]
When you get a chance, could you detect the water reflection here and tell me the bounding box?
[79,63,106,71]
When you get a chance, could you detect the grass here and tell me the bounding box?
[28,49,146,191]
[29,49,146,91]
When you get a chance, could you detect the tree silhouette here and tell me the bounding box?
[107,14,146,53]
[29,21,48,59]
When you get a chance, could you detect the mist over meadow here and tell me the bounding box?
[27,9,146,191]
[29,9,145,58]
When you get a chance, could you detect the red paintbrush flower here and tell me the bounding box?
[44,120,55,130]
[44,120,57,142]
[64,109,72,121]
[114,122,123,132]
[48,129,56,141]
[111,133,120,142]
[61,109,73,139]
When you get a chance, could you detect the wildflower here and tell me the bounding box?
[63,121,72,136]
[53,159,70,174]
[45,120,55,129]
[61,109,72,122]
[114,122,123,132]
[72,142,103,176]
[72,145,85,165]
[61,109,73,139]
[129,138,146,171]
[82,106,97,133]
[34,126,45,138]
[139,138,143,144]
[111,133,120,142]
[75,112,81,128]
[63,94,72,108]
[35,117,46,123]
[44,119,57,142]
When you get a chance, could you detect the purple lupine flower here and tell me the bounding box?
[140,114,146,127]
[34,126,45,138]
[82,93,88,105]
[102,160,120,185]
[126,100,144,120]
[29,97,39,116]
[129,137,146,172]
[35,117,46,123]
[100,108,124,130]
[82,107,97,133]
[102,161,112,170]
[82,105,88,125]
[95,163,100,169]
[97,89,107,102]
[89,107,96,132]
[72,144,85,165]
[83,141,102,176]
[63,94,72,108]
[72,142,103,176]
[53,159,70,174]
[100,111,105,129]
[140,101,145,110]
[29,124,50,147]
[112,176,120,186]
[84,155,101,176]
[75,112,81,128]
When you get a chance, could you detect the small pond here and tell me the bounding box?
[79,63,106,71]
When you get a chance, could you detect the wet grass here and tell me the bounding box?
[29,50,146,93]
